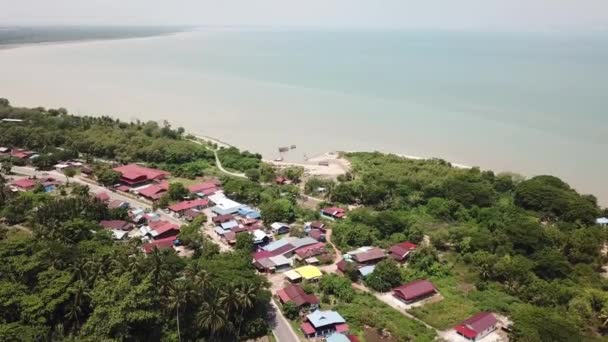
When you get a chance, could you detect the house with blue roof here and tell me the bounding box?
[300,310,349,337]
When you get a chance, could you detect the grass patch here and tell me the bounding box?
[409,253,520,329]
[335,292,436,342]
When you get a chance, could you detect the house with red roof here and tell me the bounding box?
[11,178,37,191]
[10,149,34,160]
[393,279,438,303]
[308,229,326,242]
[113,164,170,186]
[277,284,319,311]
[188,181,221,196]
[309,221,327,232]
[351,247,386,265]
[389,241,417,262]
[212,214,234,225]
[168,198,210,215]
[100,220,132,231]
[145,220,180,240]
[136,181,169,201]
[454,312,498,341]
[295,242,327,260]
[142,237,176,254]
[95,192,111,203]
[321,207,346,220]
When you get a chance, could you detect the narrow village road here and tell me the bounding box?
[10,165,295,340]
[269,300,300,342]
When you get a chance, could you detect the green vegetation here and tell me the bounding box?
[326,152,608,341]
[216,147,262,172]
[0,176,271,341]
[335,293,436,342]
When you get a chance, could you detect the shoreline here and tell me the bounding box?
[0,29,190,51]
[195,134,473,178]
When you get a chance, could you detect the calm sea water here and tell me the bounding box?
[0,29,607,203]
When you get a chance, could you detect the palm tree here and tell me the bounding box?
[197,298,228,336]
[167,280,190,342]
[233,283,257,338]
[65,280,90,330]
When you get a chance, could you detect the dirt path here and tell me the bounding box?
[187,138,247,178]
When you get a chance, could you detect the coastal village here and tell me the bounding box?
[1,106,607,342]
[0,145,516,342]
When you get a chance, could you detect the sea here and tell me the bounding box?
[0,28,607,204]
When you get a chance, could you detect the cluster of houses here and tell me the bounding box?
[336,240,417,278]
[0,147,39,161]
[94,191,182,252]
[9,176,61,193]
[276,282,354,339]
[252,236,327,273]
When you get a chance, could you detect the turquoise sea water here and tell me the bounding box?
[0,29,606,203]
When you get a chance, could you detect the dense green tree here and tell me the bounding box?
[282,301,299,320]
[95,166,121,186]
[365,259,402,292]
[260,199,296,223]
[235,233,255,253]
[245,168,261,182]
[168,182,188,201]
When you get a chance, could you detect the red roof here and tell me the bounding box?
[137,182,169,200]
[277,284,319,307]
[389,241,417,261]
[116,185,131,192]
[295,242,326,259]
[100,220,131,230]
[142,237,175,254]
[10,150,33,159]
[310,221,326,230]
[95,192,111,202]
[393,280,437,302]
[300,322,316,335]
[149,220,180,237]
[188,181,220,193]
[168,198,210,212]
[212,214,234,224]
[322,207,346,218]
[113,164,170,184]
[335,324,349,333]
[12,178,36,189]
[348,336,361,342]
[308,229,325,241]
[352,248,386,263]
[455,312,497,339]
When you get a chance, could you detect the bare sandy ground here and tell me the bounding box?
[265,151,351,178]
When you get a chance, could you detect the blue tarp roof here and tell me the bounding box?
[307,310,345,328]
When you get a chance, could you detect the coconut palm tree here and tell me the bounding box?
[197,298,228,336]
[166,280,190,342]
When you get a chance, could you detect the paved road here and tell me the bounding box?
[10,165,297,341]
[11,166,181,226]
[270,300,300,342]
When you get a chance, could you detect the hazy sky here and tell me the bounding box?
[1,0,607,31]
